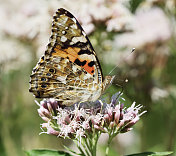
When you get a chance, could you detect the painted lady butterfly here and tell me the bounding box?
[29,8,115,106]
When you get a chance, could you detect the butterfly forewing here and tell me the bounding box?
[29,8,107,106]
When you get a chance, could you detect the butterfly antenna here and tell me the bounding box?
[108,48,135,75]
[108,64,120,75]
[112,48,135,95]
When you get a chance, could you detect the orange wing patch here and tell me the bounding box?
[53,45,95,75]
[53,45,80,61]
[82,62,95,75]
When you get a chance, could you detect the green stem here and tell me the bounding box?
[105,128,118,156]
[105,146,109,156]
[77,129,101,156]
[105,136,113,156]
[88,130,101,156]
[77,144,87,156]
[82,138,91,156]
[92,133,99,156]
[85,137,92,153]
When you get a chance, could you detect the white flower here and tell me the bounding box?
[114,7,171,48]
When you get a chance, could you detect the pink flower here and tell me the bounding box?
[36,93,146,156]
[37,93,146,140]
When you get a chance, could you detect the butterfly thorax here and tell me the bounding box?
[102,75,115,93]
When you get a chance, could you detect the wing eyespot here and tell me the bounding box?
[41,83,47,88]
[41,77,46,81]
[49,68,55,73]
[46,73,51,76]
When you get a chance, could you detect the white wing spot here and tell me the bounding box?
[65,26,68,30]
[53,57,61,63]
[72,18,77,23]
[72,36,87,43]
[61,36,67,42]
[57,64,61,69]
[57,76,67,84]
[72,65,77,72]
[79,54,95,60]
[62,30,66,34]
[70,24,77,29]
[84,73,92,79]
[61,16,68,24]
[70,41,74,45]
[56,22,62,27]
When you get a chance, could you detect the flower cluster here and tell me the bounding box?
[37,93,146,140]
[36,93,146,155]
[63,0,133,33]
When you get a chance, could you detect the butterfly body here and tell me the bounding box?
[29,8,114,106]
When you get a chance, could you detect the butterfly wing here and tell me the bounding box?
[29,8,104,106]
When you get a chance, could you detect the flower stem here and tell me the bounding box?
[92,134,98,156]
[77,144,87,156]
[105,137,111,156]
[85,137,92,153]
[88,131,100,156]
[105,132,116,156]
[82,138,91,156]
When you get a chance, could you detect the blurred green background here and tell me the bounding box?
[0,0,176,156]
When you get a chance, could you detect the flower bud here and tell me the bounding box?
[114,105,120,124]
[47,127,59,136]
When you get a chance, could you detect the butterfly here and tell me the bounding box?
[29,8,115,106]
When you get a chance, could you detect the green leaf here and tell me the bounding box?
[126,151,173,156]
[25,149,72,156]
